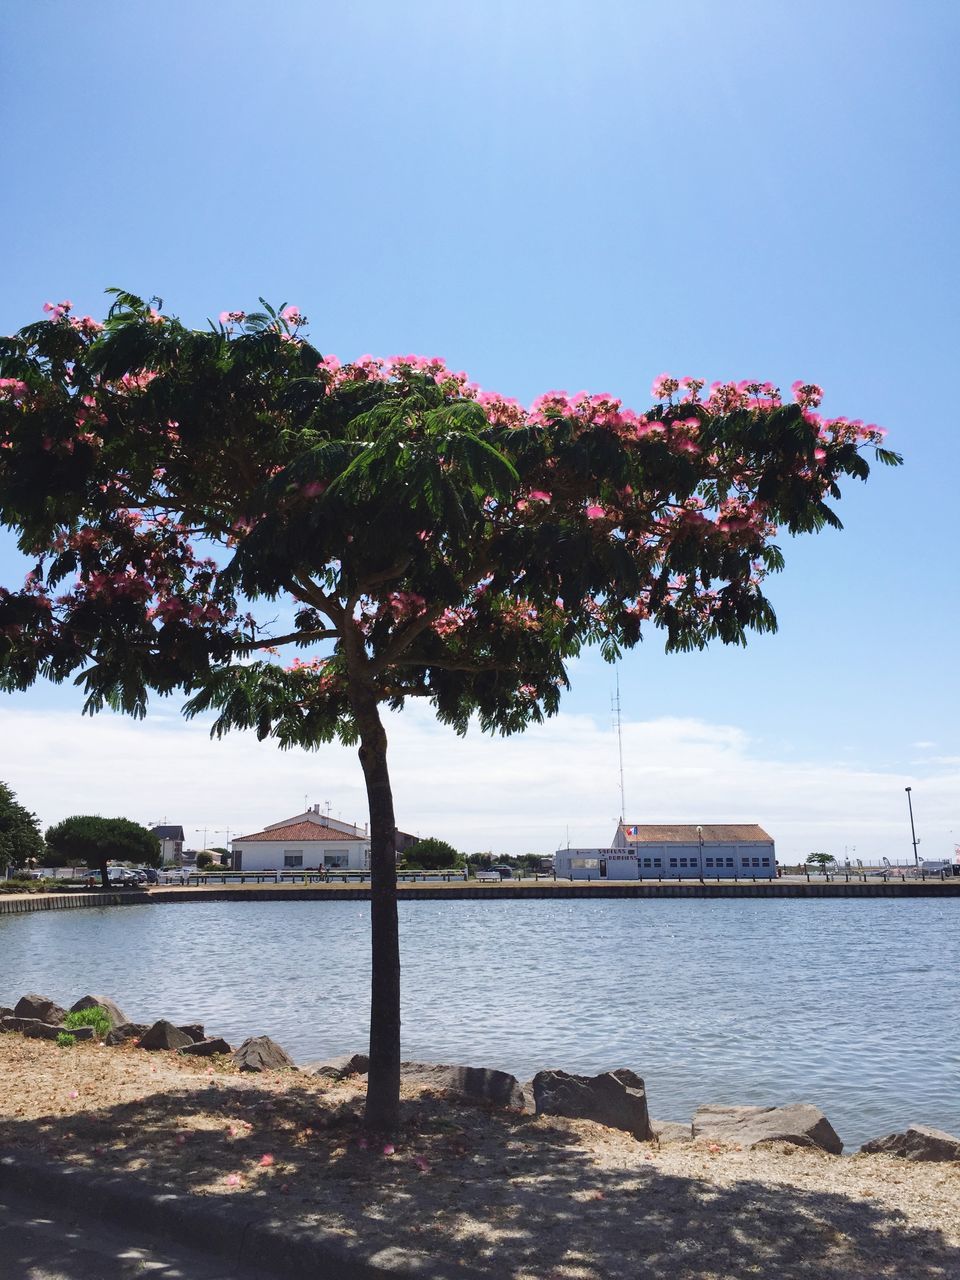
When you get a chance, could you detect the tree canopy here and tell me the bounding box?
[402,837,463,870]
[45,814,160,886]
[0,291,900,1127]
[0,781,44,872]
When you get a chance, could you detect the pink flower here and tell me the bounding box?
[280,305,302,324]
[226,1173,241,1186]
[382,1143,395,1156]
[259,1153,274,1166]
[528,490,552,503]
[585,505,606,520]
[651,373,679,400]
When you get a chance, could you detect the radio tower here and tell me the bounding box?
[612,672,626,819]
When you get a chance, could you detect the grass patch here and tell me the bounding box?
[63,1006,111,1038]
[55,1032,77,1048]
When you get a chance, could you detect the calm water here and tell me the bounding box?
[1,898,957,1147]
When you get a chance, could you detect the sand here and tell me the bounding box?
[0,1033,958,1279]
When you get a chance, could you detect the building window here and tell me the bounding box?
[283,853,303,867]
[571,858,600,870]
[324,854,349,868]
[679,858,687,867]
[705,858,714,867]
[726,857,734,867]
[762,857,770,866]
[669,858,678,867]
[654,858,662,868]
[643,858,652,867]
[752,857,760,867]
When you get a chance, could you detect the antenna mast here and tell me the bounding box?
[612,671,626,818]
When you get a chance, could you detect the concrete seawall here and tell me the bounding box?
[0,891,153,915]
[2,880,958,914]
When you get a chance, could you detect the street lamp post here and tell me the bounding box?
[697,825,704,882]
[905,787,919,868]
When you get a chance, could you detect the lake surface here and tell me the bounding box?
[1,897,957,1147]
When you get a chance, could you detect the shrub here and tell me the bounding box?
[55,1032,77,1048]
[63,1006,111,1038]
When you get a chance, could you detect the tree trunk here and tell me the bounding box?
[99,859,109,890]
[355,696,401,1133]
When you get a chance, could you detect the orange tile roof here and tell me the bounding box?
[235,821,367,843]
[619,823,773,843]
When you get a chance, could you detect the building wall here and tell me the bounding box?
[555,843,776,879]
[232,840,370,872]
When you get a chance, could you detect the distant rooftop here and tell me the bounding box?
[150,825,184,841]
[619,823,773,843]
[235,820,368,843]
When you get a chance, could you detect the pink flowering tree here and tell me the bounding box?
[0,291,899,1130]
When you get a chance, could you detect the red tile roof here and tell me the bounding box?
[235,821,367,843]
[619,823,773,843]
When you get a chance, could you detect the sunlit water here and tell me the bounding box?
[1,898,957,1147]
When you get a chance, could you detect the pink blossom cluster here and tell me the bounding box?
[431,606,474,637]
[0,378,28,400]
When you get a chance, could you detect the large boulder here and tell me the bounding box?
[180,1037,232,1057]
[651,1119,694,1144]
[70,995,128,1029]
[692,1104,843,1155]
[860,1124,960,1162]
[531,1069,653,1140]
[139,1020,195,1052]
[105,1022,148,1047]
[1,1016,94,1041]
[177,1023,205,1043]
[401,1061,525,1109]
[14,994,67,1025]
[304,1052,370,1081]
[232,1036,296,1073]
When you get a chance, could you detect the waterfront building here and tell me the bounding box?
[232,806,371,872]
[554,823,776,880]
[149,824,185,866]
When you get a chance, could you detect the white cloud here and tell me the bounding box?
[2,701,957,864]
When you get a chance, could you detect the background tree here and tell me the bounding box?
[0,292,899,1129]
[196,850,214,869]
[402,837,463,870]
[805,851,836,875]
[0,781,44,874]
[45,815,160,887]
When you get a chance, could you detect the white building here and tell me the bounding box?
[232,806,371,872]
[555,823,776,880]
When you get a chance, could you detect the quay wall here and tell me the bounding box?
[1,880,959,914]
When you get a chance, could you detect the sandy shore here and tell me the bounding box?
[0,1034,958,1279]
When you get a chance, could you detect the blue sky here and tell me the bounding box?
[1,2,957,861]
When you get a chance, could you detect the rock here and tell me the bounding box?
[860,1124,960,1162]
[179,1037,232,1057]
[14,994,67,1025]
[69,995,128,1029]
[139,1019,195,1052]
[1,1016,93,1041]
[177,1023,205,1043]
[303,1052,370,1081]
[692,1104,843,1154]
[401,1062,525,1109]
[0,1007,13,1020]
[104,1022,148,1046]
[652,1120,693,1143]
[232,1036,296,1073]
[531,1069,653,1140]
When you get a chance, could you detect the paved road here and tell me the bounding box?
[0,1192,254,1280]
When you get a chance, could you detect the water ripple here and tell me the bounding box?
[1,897,957,1147]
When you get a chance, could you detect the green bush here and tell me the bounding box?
[55,1032,77,1048]
[63,1006,111,1038]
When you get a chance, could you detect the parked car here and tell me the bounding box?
[107,867,140,887]
[490,865,514,880]
[145,867,159,884]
